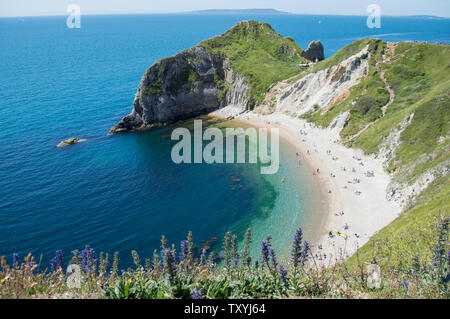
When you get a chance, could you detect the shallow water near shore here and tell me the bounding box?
[201,117,326,262]
[0,14,448,268]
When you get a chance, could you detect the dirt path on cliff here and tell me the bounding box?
[345,43,406,143]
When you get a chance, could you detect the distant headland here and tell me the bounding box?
[179,8,291,15]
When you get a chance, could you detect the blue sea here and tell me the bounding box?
[0,13,449,268]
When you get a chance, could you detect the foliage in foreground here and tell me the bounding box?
[0,218,448,299]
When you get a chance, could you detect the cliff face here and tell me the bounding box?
[109,20,305,134]
[109,46,249,134]
[278,45,369,115]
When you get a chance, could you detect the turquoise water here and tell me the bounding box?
[0,14,448,268]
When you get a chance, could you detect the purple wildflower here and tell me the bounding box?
[279,265,289,289]
[81,245,96,276]
[291,228,310,269]
[261,236,277,273]
[161,248,177,283]
[402,279,408,292]
[180,240,188,263]
[260,240,270,266]
[12,253,19,268]
[50,250,64,272]
[26,261,38,275]
[301,241,310,264]
[191,289,202,299]
[269,247,277,270]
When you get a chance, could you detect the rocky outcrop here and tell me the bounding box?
[109,46,250,134]
[301,41,324,62]
[57,137,86,147]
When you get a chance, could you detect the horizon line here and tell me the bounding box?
[1,11,449,19]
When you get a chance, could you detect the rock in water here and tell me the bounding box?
[57,137,86,147]
[301,41,324,62]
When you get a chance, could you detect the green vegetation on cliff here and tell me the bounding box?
[313,38,372,72]
[200,20,307,106]
[301,40,449,268]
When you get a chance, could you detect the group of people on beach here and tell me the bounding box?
[291,122,378,264]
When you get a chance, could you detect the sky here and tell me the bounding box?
[1,0,449,17]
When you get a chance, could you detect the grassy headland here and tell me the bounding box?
[200,20,307,106]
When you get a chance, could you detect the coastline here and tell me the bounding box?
[211,106,402,265]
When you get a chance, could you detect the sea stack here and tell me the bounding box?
[301,40,325,62]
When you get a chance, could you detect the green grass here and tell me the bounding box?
[312,38,372,72]
[339,69,389,138]
[389,94,449,180]
[200,20,307,106]
[351,43,450,182]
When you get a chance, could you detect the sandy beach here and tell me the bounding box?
[211,106,402,266]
